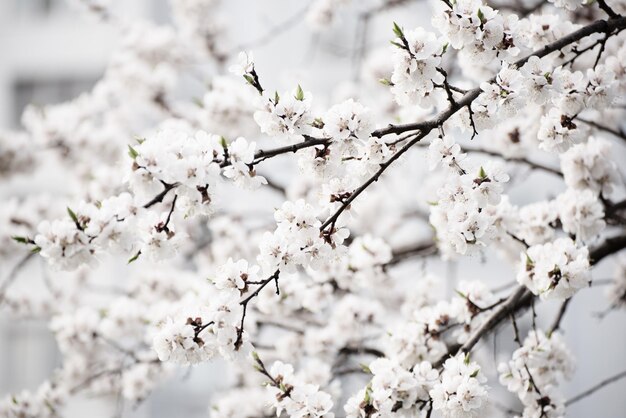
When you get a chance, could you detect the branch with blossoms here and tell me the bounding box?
[2,0,626,417]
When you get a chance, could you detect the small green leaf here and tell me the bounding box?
[442,42,449,54]
[392,22,404,39]
[470,369,479,378]
[128,144,139,159]
[192,97,204,108]
[390,40,405,50]
[360,363,372,374]
[67,207,79,224]
[295,84,304,101]
[477,8,485,24]
[478,166,487,179]
[243,74,255,86]
[464,352,471,365]
[128,251,141,264]
[11,236,30,244]
[220,136,228,148]
[455,289,467,299]
[379,78,394,86]
[274,91,280,104]
[31,246,41,254]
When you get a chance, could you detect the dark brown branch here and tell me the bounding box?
[143,182,179,208]
[386,241,438,266]
[576,117,626,141]
[235,270,280,350]
[434,234,626,367]
[322,17,626,233]
[596,0,619,19]
[548,297,572,335]
[566,369,626,406]
[0,252,36,305]
[462,146,562,177]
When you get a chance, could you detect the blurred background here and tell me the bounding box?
[0,0,624,417]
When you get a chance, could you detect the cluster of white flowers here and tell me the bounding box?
[428,152,510,257]
[307,0,351,30]
[222,137,267,189]
[517,237,590,300]
[516,201,558,246]
[344,359,438,417]
[153,290,246,364]
[555,188,605,242]
[433,0,520,69]
[499,330,575,418]
[385,280,498,369]
[430,352,489,418]
[212,257,261,294]
[254,87,313,140]
[200,76,259,138]
[0,381,66,418]
[128,129,223,213]
[389,26,444,107]
[560,137,621,198]
[265,361,335,418]
[258,199,347,273]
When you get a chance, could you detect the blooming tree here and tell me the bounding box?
[2,0,626,417]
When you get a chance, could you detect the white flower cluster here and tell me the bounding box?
[153,290,246,364]
[266,361,335,418]
[258,200,348,273]
[0,381,66,418]
[560,137,620,198]
[389,26,444,107]
[517,237,590,300]
[34,192,184,269]
[307,0,351,29]
[213,258,261,294]
[429,153,510,257]
[344,359,438,417]
[499,330,575,418]
[386,280,498,369]
[433,0,520,67]
[430,352,489,418]
[128,129,223,213]
[555,188,605,243]
[254,87,313,140]
[222,137,267,189]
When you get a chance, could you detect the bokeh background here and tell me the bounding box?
[0,1,625,417]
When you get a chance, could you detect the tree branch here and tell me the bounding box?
[566,368,626,406]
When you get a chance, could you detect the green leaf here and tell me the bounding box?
[477,8,485,24]
[390,40,405,50]
[243,74,255,86]
[31,246,41,254]
[392,22,404,39]
[295,84,304,101]
[192,97,204,108]
[360,363,372,374]
[128,144,139,160]
[470,369,479,378]
[464,352,471,365]
[67,207,79,224]
[442,42,449,54]
[455,289,467,299]
[220,136,228,148]
[11,236,30,244]
[274,91,280,104]
[379,78,394,86]
[478,166,487,179]
[128,251,141,264]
